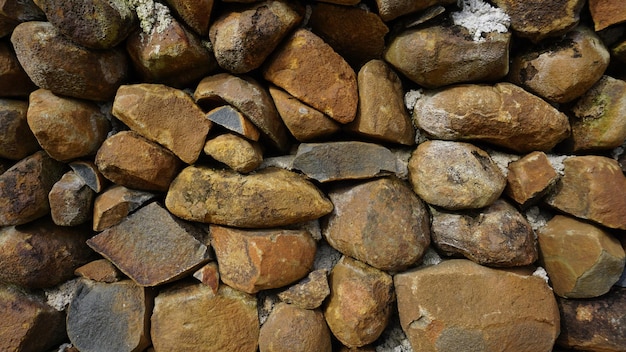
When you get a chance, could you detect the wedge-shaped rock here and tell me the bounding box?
[505,151,559,207]
[87,202,212,286]
[203,133,263,173]
[75,259,123,283]
[166,166,333,228]
[49,171,94,226]
[206,105,260,141]
[193,262,220,294]
[92,185,157,231]
[0,99,38,159]
[278,269,329,310]
[69,160,107,193]
[413,83,571,153]
[395,259,560,352]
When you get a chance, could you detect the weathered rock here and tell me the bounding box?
[151,282,258,352]
[277,269,329,310]
[263,28,358,124]
[210,225,316,294]
[408,140,506,210]
[95,131,182,192]
[413,83,571,153]
[259,302,332,352]
[0,151,65,226]
[0,41,37,97]
[27,89,110,161]
[324,256,394,348]
[0,98,39,160]
[74,259,123,283]
[192,262,220,294]
[545,156,626,230]
[112,84,212,164]
[87,202,212,286]
[69,160,107,193]
[92,185,157,232]
[395,259,560,352]
[166,166,333,228]
[0,218,93,288]
[206,105,260,141]
[590,0,626,31]
[384,25,510,88]
[537,215,625,298]
[505,151,559,207]
[374,0,455,21]
[0,0,44,37]
[165,0,214,36]
[49,171,94,226]
[203,133,263,173]
[10,21,128,101]
[509,26,610,103]
[67,279,152,352]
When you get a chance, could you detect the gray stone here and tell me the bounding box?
[49,171,94,226]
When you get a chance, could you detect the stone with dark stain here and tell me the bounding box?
[165,0,214,36]
[0,98,38,160]
[0,41,37,97]
[49,171,95,226]
[206,105,260,141]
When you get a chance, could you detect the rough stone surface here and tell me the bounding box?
[69,160,108,193]
[277,269,329,310]
[165,166,333,228]
[375,0,455,21]
[588,0,626,31]
[0,41,37,97]
[505,151,559,207]
[192,262,219,294]
[74,259,123,283]
[0,98,38,160]
[395,259,560,352]
[92,185,157,232]
[49,171,94,226]
[206,105,260,141]
[165,0,214,36]
[203,133,263,173]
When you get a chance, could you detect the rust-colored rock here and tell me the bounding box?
[165,0,214,36]
[192,262,220,294]
[589,0,626,31]
[505,151,559,207]
[0,41,37,97]
[206,105,260,141]
[203,133,263,173]
[92,185,157,232]
[74,259,123,283]
[277,269,329,309]
[49,171,94,226]
[375,0,455,21]
[0,98,38,160]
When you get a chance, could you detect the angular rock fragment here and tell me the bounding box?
[87,202,212,286]
[92,185,157,232]
[375,0,455,21]
[0,41,37,97]
[505,151,559,207]
[166,166,333,228]
[0,98,38,160]
[206,105,260,141]
[165,0,214,36]
[75,259,123,283]
[69,160,107,193]
[589,0,626,30]
[49,171,94,226]
[277,269,329,310]
[203,133,263,173]
[192,262,220,294]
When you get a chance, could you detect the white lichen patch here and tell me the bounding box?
[404,89,423,111]
[44,278,81,311]
[126,0,172,34]
[451,0,510,42]
[524,206,553,232]
[532,266,552,288]
[546,153,570,176]
[485,147,520,177]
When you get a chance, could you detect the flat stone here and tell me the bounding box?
[95,131,182,192]
[263,28,358,124]
[537,215,625,298]
[505,151,559,207]
[259,302,332,352]
[74,259,123,283]
[346,60,414,145]
[0,218,93,288]
[395,259,560,352]
[203,133,263,173]
[165,0,214,36]
[430,199,538,267]
[192,262,220,294]
[206,105,260,141]
[67,279,152,352]
[324,256,394,348]
[408,140,506,210]
[324,177,430,271]
[0,151,65,226]
[165,166,333,228]
[509,26,610,103]
[87,202,212,286]
[375,0,455,21]
[10,21,129,101]
[413,83,571,153]
[49,171,95,226]
[590,0,626,31]
[0,41,37,97]
[277,269,329,310]
[151,282,258,352]
[210,225,316,294]
[69,160,108,193]
[27,89,110,162]
[545,156,626,230]
[112,84,212,164]
[92,185,157,232]
[0,98,38,160]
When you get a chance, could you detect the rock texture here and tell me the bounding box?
[49,171,94,226]
[505,151,559,207]
[203,133,262,173]
[0,98,38,159]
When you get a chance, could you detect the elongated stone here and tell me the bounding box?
[0,98,39,160]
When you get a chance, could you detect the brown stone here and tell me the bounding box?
[545,156,626,230]
[206,105,260,141]
[112,84,212,164]
[49,171,95,226]
[192,262,219,294]
[395,259,560,352]
[413,83,571,153]
[74,259,123,283]
[263,28,358,124]
[210,225,316,294]
[537,215,625,298]
[165,0,214,36]
[10,21,129,101]
[277,269,329,310]
[203,133,263,173]
[95,131,182,192]
[0,98,38,160]
[0,41,37,97]
[591,0,626,31]
[324,256,394,348]
[92,185,157,232]
[0,0,45,22]
[165,166,333,228]
[151,282,258,352]
[69,160,108,193]
[505,151,559,207]
[375,0,455,21]
[259,302,332,352]
[87,202,212,286]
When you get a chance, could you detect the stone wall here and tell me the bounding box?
[1,0,626,351]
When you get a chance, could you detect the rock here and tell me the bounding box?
[346,60,414,145]
[374,0,455,21]
[395,259,560,352]
[195,73,289,151]
[210,225,316,294]
[0,41,37,97]
[206,105,260,141]
[69,160,108,193]
[27,89,110,162]
[263,28,358,124]
[505,151,559,207]
[384,25,510,88]
[203,133,263,173]
[112,84,212,164]
[10,21,128,101]
[0,285,66,352]
[74,259,123,283]
[408,140,506,210]
[589,0,626,31]
[192,262,220,294]
[277,269,329,310]
[509,26,610,103]
[545,156,626,230]
[412,83,571,153]
[0,98,39,160]
[151,282,258,352]
[0,0,45,37]
[323,177,430,271]
[0,218,93,288]
[324,256,394,348]
[537,215,625,298]
[165,0,214,36]
[87,202,212,287]
[259,302,332,352]
[292,142,399,183]
[67,279,152,352]
[0,151,65,226]
[430,199,538,267]
[92,185,157,232]
[49,171,95,226]
[209,0,302,73]
[165,166,333,228]
[94,131,182,192]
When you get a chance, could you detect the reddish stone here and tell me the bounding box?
[505,151,559,207]
[588,0,626,30]
[0,98,38,160]
[74,259,123,283]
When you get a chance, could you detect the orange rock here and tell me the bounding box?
[203,133,263,173]
[192,262,220,294]
[587,0,626,30]
[92,185,157,231]
[74,259,123,283]
[165,0,214,36]
[505,151,559,207]
[277,269,329,310]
